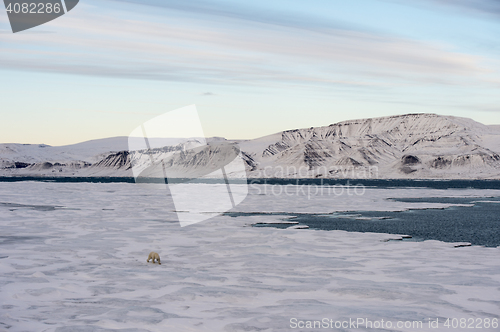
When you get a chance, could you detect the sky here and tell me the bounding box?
[1,0,500,145]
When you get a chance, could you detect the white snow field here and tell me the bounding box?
[0,182,499,332]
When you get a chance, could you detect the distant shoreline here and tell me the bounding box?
[3,177,500,189]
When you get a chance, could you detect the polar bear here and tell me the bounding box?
[147,251,161,265]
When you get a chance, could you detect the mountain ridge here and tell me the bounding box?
[2,113,500,179]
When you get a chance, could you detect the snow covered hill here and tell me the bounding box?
[2,113,500,179]
[240,113,500,179]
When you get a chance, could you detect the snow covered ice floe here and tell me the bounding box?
[0,182,499,331]
[286,225,309,229]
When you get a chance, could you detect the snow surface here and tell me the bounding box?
[0,182,499,331]
[0,137,130,164]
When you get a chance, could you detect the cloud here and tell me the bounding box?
[0,1,493,90]
[391,0,500,19]
[107,0,359,34]
[430,0,500,18]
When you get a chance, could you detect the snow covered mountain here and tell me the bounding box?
[239,113,500,179]
[2,113,500,179]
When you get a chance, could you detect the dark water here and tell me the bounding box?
[0,176,137,183]
[231,196,500,247]
[0,176,245,184]
[2,177,500,189]
[247,178,500,190]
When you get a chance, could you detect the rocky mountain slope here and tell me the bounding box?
[239,113,500,179]
[2,113,500,179]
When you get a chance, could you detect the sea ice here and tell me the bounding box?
[0,182,499,331]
